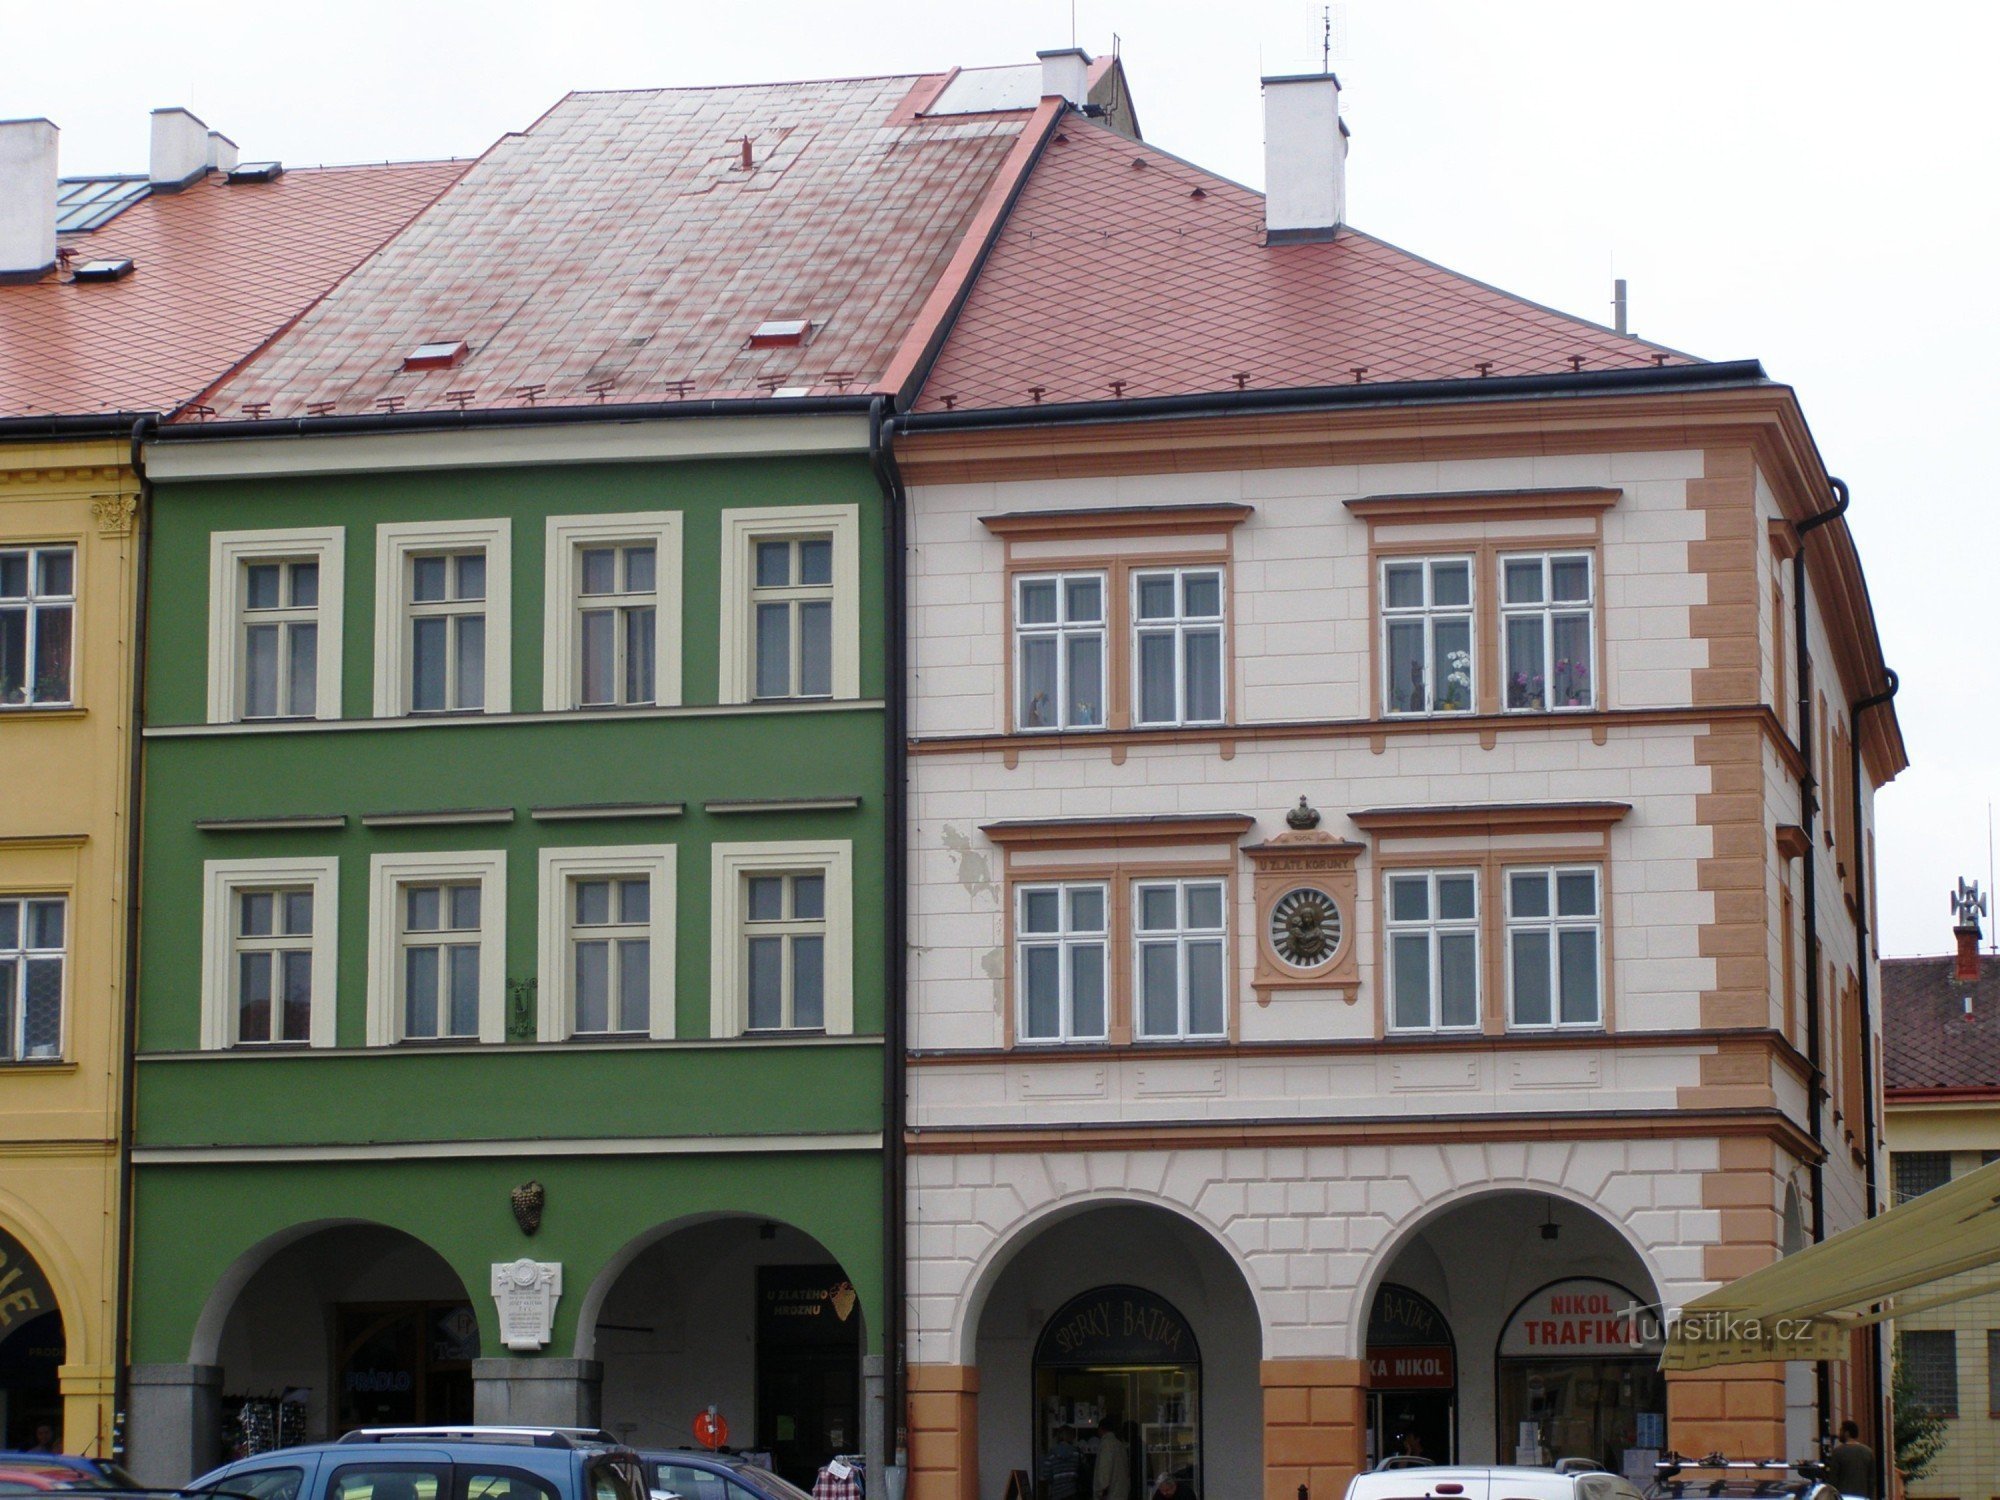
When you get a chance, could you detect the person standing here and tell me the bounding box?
[1825,1420,1876,1498]
[1093,1418,1130,1500]
[1043,1427,1083,1500]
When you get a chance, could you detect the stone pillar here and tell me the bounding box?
[473,1357,604,1427]
[906,1364,978,1500]
[126,1363,222,1488]
[1262,1358,1368,1500]
[58,1362,116,1464]
[1666,1364,1788,1459]
[862,1355,889,1490]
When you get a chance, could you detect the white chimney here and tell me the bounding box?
[150,106,212,189]
[0,117,59,283]
[1037,48,1091,108]
[1262,72,1347,241]
[206,130,239,174]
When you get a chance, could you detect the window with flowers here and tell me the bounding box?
[1501,552,1595,711]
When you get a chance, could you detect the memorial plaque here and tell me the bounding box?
[490,1258,563,1351]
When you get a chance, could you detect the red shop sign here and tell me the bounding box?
[1367,1344,1456,1389]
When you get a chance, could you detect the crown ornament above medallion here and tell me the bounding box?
[1286,796,1321,831]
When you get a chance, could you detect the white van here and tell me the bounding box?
[1342,1466,1649,1500]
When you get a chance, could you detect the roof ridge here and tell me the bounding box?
[564,69,932,98]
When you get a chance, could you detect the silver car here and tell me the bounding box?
[1344,1466,1649,1500]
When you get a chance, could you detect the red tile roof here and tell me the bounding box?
[1884,952,2000,1093]
[916,119,1697,413]
[194,76,1041,420]
[0,161,466,421]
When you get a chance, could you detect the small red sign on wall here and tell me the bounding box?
[1367,1345,1456,1389]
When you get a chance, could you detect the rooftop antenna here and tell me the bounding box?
[1950,877,1988,928]
[1323,5,1332,71]
[1990,803,1997,951]
[1071,0,1077,48]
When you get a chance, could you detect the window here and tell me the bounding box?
[536,846,676,1041]
[1501,552,1595,710]
[232,886,316,1045]
[373,520,510,717]
[1132,568,1224,726]
[1989,1329,2000,1418]
[328,1468,446,1500]
[240,558,321,718]
[1900,1329,1959,1416]
[1385,871,1480,1031]
[205,1469,304,1500]
[201,858,339,1050]
[543,513,682,711]
[0,896,64,1062]
[1506,866,1602,1028]
[0,545,74,709]
[718,505,859,704]
[709,841,853,1038]
[1381,557,1473,715]
[366,852,506,1045]
[1134,879,1227,1039]
[1894,1151,1954,1204]
[1015,573,1106,731]
[1016,883,1108,1042]
[462,1470,558,1500]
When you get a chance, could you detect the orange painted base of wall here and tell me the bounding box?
[909,1364,981,1500]
[1666,1364,1787,1459]
[1264,1358,1369,1500]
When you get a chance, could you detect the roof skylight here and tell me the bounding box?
[54,177,149,234]
[226,162,284,184]
[403,340,469,371]
[748,319,812,349]
[71,258,136,283]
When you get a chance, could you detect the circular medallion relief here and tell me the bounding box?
[1269,885,1342,968]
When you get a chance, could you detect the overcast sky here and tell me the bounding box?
[18,1,1994,958]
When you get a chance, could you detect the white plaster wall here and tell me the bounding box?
[908,1137,1726,1368]
[908,450,1706,740]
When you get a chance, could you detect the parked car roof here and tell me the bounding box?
[1345,1466,1647,1500]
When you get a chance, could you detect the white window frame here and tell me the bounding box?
[542,512,683,711]
[1130,566,1226,728]
[366,850,507,1045]
[1503,864,1604,1031]
[1013,572,1108,732]
[0,893,68,1062]
[1014,880,1109,1043]
[536,844,677,1041]
[373,519,511,718]
[1383,869,1482,1034]
[709,840,853,1038]
[1379,555,1476,717]
[200,857,340,1050]
[1499,550,1596,713]
[0,543,77,711]
[717,505,859,705]
[1132,876,1230,1041]
[207,527,345,723]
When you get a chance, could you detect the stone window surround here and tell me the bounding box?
[716,505,860,705]
[984,814,1253,1049]
[199,855,340,1051]
[708,838,854,1039]
[981,504,1251,736]
[206,526,345,724]
[372,518,513,718]
[365,849,508,1046]
[1346,488,1618,723]
[541,511,684,712]
[535,843,678,1042]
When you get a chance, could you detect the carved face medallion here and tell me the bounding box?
[1269,886,1341,968]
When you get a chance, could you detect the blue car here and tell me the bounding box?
[634,1452,816,1500]
[190,1428,648,1500]
[0,1455,139,1491]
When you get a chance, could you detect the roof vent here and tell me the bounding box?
[747,319,812,349]
[71,257,135,283]
[227,161,284,184]
[403,340,469,372]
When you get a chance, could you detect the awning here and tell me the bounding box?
[1662,1158,2000,1370]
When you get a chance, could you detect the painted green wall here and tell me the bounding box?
[133,445,891,1369]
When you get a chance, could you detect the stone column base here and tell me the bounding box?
[1667,1364,1787,1459]
[473,1358,604,1428]
[126,1363,223,1489]
[57,1363,115,1465]
[906,1364,979,1500]
[1262,1358,1367,1500]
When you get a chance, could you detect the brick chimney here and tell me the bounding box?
[0,118,59,284]
[150,106,213,190]
[1037,48,1090,108]
[1262,72,1348,242]
[1956,921,1982,984]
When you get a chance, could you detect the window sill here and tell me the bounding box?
[0,1057,74,1071]
[147,697,885,738]
[144,1033,883,1061]
[0,705,85,720]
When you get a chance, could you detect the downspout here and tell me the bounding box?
[1850,665,1898,1496]
[111,414,157,1459]
[867,395,909,1487]
[1793,475,1849,1449]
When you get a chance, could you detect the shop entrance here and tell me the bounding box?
[1495,1278,1665,1475]
[333,1301,479,1431]
[0,1229,63,1449]
[1365,1283,1456,1465]
[1034,1286,1201,1500]
[755,1266,862,1489]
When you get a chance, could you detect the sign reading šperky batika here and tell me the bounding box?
[1035,1285,1201,1367]
[1498,1278,1661,1356]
